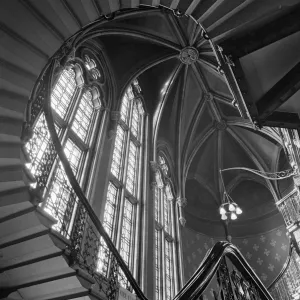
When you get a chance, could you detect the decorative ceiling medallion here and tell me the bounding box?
[179,47,199,65]
[214,120,227,131]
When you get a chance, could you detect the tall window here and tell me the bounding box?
[155,155,176,300]
[101,81,144,287]
[27,60,102,237]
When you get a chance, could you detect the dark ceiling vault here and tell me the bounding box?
[85,8,293,240]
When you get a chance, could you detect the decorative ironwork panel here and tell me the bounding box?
[51,69,76,119]
[217,258,235,300]
[126,141,137,196]
[44,164,77,237]
[111,125,125,180]
[72,90,94,142]
[26,113,57,191]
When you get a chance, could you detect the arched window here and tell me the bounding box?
[26,63,102,237]
[155,156,176,300]
[99,80,144,288]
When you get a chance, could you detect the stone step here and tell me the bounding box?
[0,207,56,249]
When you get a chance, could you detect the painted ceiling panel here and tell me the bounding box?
[181,225,290,292]
[192,131,219,194]
[222,129,259,187]
[193,103,214,137]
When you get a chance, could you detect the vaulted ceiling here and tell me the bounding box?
[89,8,294,239]
[1,0,299,290]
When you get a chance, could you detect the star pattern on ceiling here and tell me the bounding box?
[182,225,289,299]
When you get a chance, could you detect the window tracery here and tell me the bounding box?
[154,156,176,300]
[84,54,101,79]
[102,79,145,288]
[27,60,102,237]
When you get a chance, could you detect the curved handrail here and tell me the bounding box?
[174,241,273,300]
[41,59,148,300]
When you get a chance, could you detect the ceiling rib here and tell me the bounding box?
[217,130,224,200]
[165,13,188,47]
[185,127,216,180]
[187,172,219,205]
[176,65,189,196]
[227,127,279,201]
[182,95,207,178]
[153,62,183,154]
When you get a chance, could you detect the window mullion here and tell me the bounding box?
[115,98,134,251]
[132,113,144,279]
[66,87,83,127]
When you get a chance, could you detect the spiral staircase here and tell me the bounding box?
[0,0,299,299]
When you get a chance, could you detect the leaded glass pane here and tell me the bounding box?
[72,90,94,141]
[25,113,50,177]
[119,199,134,288]
[44,165,76,236]
[51,69,76,119]
[165,240,173,300]
[103,182,118,237]
[131,102,140,139]
[111,125,125,179]
[97,182,118,276]
[120,93,130,124]
[126,141,137,196]
[44,139,82,236]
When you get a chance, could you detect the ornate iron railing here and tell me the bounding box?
[174,241,273,300]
